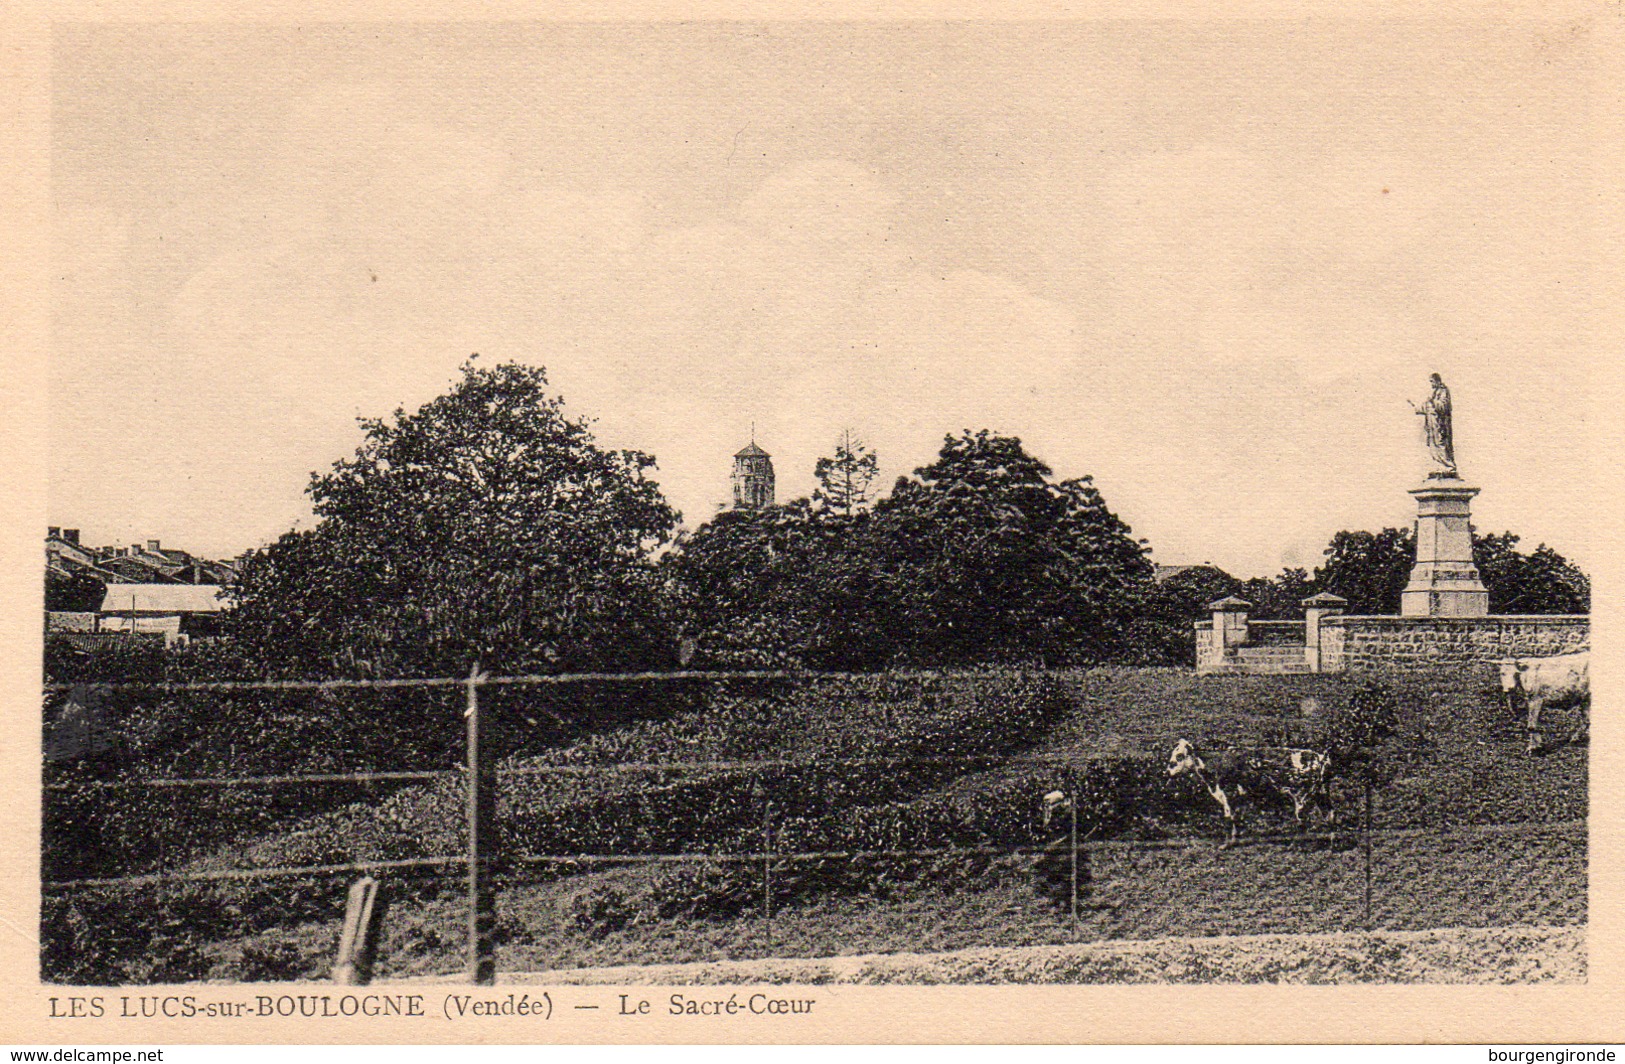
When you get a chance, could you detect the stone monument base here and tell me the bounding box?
[1400,474,1489,618]
[1400,571,1491,618]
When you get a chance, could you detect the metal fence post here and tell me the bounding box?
[465,663,496,985]
[1069,797,1079,939]
[1363,775,1374,933]
[763,796,773,923]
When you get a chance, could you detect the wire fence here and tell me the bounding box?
[40,666,1588,985]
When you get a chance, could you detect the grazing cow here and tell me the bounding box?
[1166,739,1334,847]
[1499,651,1589,755]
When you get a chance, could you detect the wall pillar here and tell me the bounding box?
[1208,595,1251,663]
[1301,591,1348,673]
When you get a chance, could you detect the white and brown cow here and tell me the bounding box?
[1499,650,1589,755]
[1166,739,1334,847]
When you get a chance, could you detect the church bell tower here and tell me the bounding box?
[731,432,775,511]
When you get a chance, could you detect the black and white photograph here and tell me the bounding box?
[11,7,1614,1044]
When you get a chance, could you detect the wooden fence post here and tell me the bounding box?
[466,663,496,985]
[332,876,389,985]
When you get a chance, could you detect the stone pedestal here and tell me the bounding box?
[1400,475,1490,617]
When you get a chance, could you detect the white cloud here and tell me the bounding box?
[739,159,899,246]
[125,154,1082,549]
[50,27,1595,577]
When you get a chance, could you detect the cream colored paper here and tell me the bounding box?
[3,1,1621,1044]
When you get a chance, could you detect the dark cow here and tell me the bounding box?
[1166,739,1334,847]
[1499,650,1589,755]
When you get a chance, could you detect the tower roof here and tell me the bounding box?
[734,441,770,458]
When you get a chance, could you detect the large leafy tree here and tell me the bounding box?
[668,429,1152,669]
[868,430,1153,666]
[1131,565,1242,666]
[228,360,679,676]
[1473,532,1590,614]
[1315,527,1417,615]
[663,500,864,668]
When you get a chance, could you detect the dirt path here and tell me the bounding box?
[477,924,1582,985]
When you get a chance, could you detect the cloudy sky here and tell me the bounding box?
[50,20,1596,576]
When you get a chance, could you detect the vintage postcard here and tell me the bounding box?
[2,0,1621,1046]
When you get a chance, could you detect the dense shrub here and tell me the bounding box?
[45,634,165,685]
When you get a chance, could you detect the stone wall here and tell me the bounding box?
[1319,615,1589,672]
[45,611,100,632]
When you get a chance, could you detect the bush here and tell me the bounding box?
[45,634,165,685]
[1321,680,1417,787]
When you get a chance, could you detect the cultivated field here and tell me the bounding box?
[42,666,1586,984]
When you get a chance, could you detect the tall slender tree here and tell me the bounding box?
[813,430,880,517]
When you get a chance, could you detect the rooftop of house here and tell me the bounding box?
[96,554,181,580]
[47,555,125,583]
[99,584,227,614]
[51,530,238,582]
